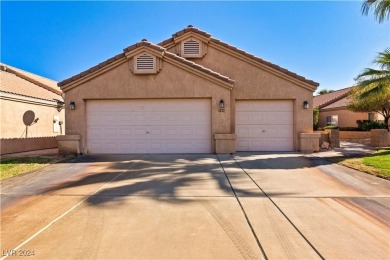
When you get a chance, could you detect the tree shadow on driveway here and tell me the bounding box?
[42,154,299,206]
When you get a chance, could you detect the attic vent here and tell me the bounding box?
[182,39,201,58]
[136,54,154,70]
[133,53,157,74]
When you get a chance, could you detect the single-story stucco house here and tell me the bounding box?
[0,63,65,139]
[57,26,319,154]
[314,87,385,128]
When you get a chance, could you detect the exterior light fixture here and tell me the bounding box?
[54,99,65,112]
[219,99,225,112]
[69,101,76,110]
[303,100,309,109]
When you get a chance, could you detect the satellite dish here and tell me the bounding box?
[23,110,35,126]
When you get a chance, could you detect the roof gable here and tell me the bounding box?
[59,40,234,91]
[159,26,319,89]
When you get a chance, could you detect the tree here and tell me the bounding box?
[349,48,390,129]
[362,0,390,23]
[318,89,334,95]
[313,108,319,129]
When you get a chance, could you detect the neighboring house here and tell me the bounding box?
[58,26,319,154]
[0,63,65,138]
[314,87,384,128]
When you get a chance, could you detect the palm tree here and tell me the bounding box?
[352,48,390,128]
[362,0,390,23]
[355,48,390,97]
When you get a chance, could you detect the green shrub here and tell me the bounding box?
[324,125,339,129]
[339,127,361,131]
[357,120,388,131]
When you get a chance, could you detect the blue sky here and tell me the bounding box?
[1,1,389,93]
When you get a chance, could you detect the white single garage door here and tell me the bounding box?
[87,99,211,154]
[236,100,293,151]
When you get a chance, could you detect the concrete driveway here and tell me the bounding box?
[1,153,389,259]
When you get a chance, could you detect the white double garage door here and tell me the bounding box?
[87,99,293,154]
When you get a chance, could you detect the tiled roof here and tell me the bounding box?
[164,51,234,85]
[321,96,351,110]
[313,87,351,108]
[158,26,319,87]
[0,64,62,101]
[171,26,211,39]
[58,40,234,87]
[0,63,61,95]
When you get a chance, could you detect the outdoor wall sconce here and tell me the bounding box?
[54,99,65,112]
[303,100,309,109]
[69,101,76,110]
[219,99,225,112]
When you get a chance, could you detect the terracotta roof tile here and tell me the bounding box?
[321,96,351,110]
[158,27,319,87]
[171,26,211,38]
[0,63,62,95]
[59,40,233,87]
[164,52,234,84]
[0,66,61,101]
[313,87,351,108]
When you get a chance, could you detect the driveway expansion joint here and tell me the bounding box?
[216,154,268,260]
[230,154,326,260]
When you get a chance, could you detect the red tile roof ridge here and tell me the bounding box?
[171,26,211,38]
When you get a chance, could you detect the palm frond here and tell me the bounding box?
[357,83,387,99]
[356,68,390,80]
[375,0,390,23]
[361,0,390,23]
[361,0,377,15]
[374,48,390,70]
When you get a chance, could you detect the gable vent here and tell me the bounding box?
[183,40,201,56]
[136,54,154,71]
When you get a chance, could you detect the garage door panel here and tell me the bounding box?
[87,99,211,154]
[236,100,293,151]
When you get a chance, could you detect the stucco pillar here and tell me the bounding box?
[299,133,320,152]
[326,129,340,148]
[214,134,236,154]
[57,135,81,155]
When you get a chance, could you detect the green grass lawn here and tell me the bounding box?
[0,156,60,180]
[330,149,390,179]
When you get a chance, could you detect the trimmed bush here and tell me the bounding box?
[324,125,339,130]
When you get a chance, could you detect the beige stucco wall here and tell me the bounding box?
[64,60,231,153]
[169,44,315,150]
[0,98,65,138]
[318,109,368,128]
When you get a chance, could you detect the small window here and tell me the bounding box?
[134,53,156,73]
[326,115,338,126]
[182,39,201,58]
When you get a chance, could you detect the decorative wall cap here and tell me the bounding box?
[56,135,81,141]
[299,133,321,138]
